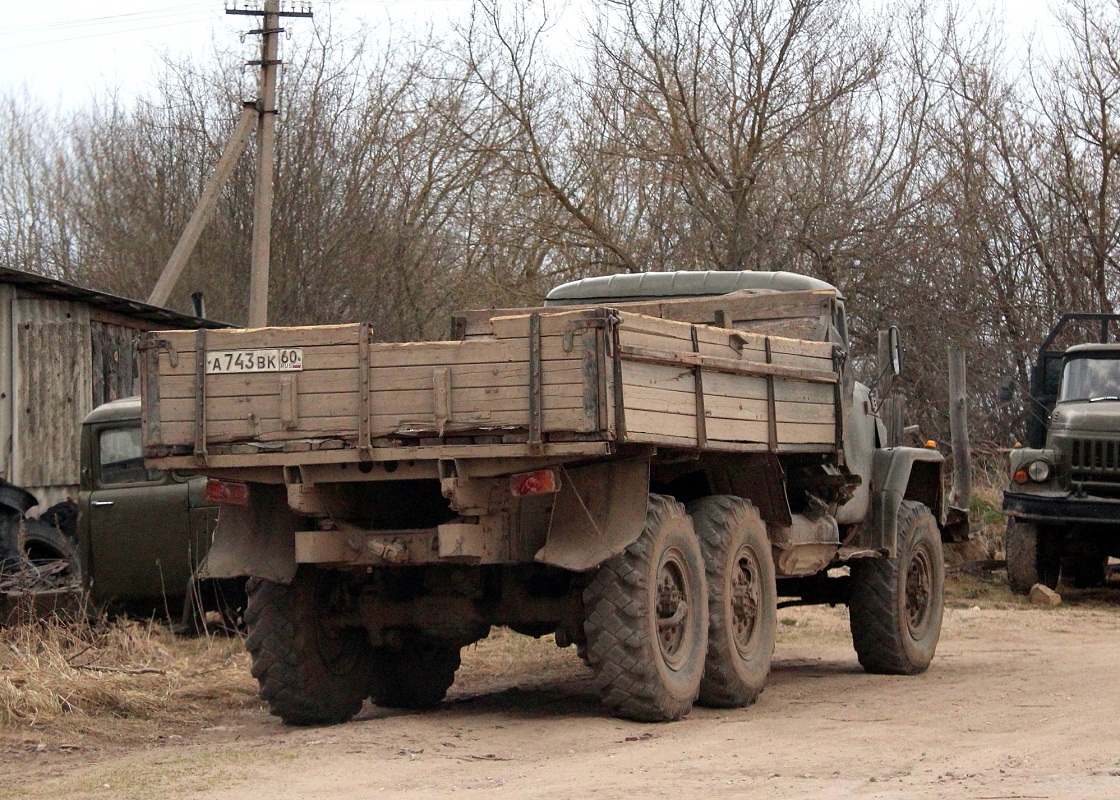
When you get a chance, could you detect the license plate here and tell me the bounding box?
[205,348,303,374]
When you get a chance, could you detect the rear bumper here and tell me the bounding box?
[1003,491,1120,524]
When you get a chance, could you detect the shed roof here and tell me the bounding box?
[0,265,229,330]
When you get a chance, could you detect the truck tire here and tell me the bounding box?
[848,500,943,675]
[688,495,776,708]
[369,635,461,709]
[244,567,373,726]
[1005,520,1059,594]
[583,494,708,722]
[2,516,83,586]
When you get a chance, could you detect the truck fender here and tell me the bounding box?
[864,447,945,557]
[199,484,298,585]
[534,459,650,572]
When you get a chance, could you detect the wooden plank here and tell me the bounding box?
[366,338,583,369]
[704,418,833,446]
[619,345,837,384]
[161,369,359,399]
[621,360,696,392]
[621,409,699,442]
[147,441,614,471]
[159,361,588,400]
[704,393,835,425]
[160,417,361,445]
[188,323,362,350]
[161,394,360,424]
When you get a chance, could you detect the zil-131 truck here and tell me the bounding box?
[138,271,949,725]
[1004,313,1120,592]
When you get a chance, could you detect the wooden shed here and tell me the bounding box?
[0,266,224,512]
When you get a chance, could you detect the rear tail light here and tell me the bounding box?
[205,478,250,506]
[510,469,561,497]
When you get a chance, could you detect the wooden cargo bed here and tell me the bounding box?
[140,298,840,470]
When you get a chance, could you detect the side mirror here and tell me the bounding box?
[887,326,903,377]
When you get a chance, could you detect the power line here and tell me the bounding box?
[0,17,220,49]
[0,3,215,36]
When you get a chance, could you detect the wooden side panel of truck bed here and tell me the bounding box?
[140,305,839,468]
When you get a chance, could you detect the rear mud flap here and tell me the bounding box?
[199,485,298,585]
[534,459,649,572]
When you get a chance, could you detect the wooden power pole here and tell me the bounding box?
[147,1,311,323]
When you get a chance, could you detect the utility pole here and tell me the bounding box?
[228,1,312,328]
[146,2,311,320]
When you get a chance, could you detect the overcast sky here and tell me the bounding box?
[0,0,1067,107]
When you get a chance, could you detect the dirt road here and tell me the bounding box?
[9,587,1120,800]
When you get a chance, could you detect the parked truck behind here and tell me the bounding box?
[140,270,950,724]
[1004,314,1120,592]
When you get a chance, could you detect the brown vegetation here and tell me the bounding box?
[0,616,256,746]
[1,0,1119,446]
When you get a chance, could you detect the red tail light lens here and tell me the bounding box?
[204,478,249,506]
[510,469,560,497]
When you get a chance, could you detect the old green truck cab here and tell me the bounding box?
[1004,322,1120,593]
[77,397,242,627]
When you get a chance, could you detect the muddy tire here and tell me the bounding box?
[688,495,776,708]
[245,567,372,726]
[583,494,708,722]
[369,635,461,709]
[1006,520,1059,594]
[849,501,944,675]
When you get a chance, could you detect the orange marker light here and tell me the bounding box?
[1013,469,1029,484]
[925,440,937,448]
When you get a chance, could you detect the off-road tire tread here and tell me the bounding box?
[1005,520,1050,594]
[583,494,707,722]
[688,495,776,708]
[244,572,371,726]
[849,501,943,675]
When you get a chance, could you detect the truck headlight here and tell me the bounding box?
[1026,460,1051,482]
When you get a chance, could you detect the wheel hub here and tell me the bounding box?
[656,548,692,669]
[905,544,933,636]
[730,545,761,656]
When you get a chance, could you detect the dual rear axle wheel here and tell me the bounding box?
[582,494,944,722]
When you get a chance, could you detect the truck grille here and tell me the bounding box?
[1069,438,1120,483]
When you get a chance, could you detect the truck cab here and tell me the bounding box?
[77,397,240,625]
[1004,318,1120,592]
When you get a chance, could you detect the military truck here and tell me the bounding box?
[139,270,950,725]
[1004,313,1120,593]
[76,397,246,628]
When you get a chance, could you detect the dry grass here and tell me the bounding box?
[0,612,258,746]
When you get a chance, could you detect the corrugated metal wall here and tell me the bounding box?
[11,297,94,510]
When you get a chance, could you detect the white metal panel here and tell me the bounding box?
[11,297,93,510]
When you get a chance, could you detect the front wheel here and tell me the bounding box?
[583,494,708,722]
[849,501,944,675]
[1005,520,1060,594]
[245,567,373,725]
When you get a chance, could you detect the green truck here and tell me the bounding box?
[1004,314,1120,592]
[139,270,953,725]
[76,397,245,627]
[2,397,242,629]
